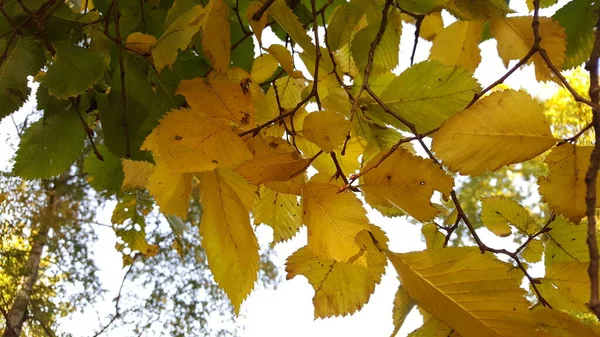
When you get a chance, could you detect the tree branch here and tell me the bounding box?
[584,16,600,319]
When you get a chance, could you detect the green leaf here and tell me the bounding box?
[367,61,481,132]
[84,144,125,195]
[351,8,401,75]
[0,36,45,120]
[553,0,600,69]
[397,0,449,14]
[267,0,316,59]
[13,110,85,179]
[152,4,206,73]
[230,18,254,72]
[98,53,157,161]
[327,0,370,51]
[41,43,104,99]
[446,0,512,20]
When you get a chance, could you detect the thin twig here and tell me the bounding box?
[330,152,349,186]
[410,15,424,66]
[310,0,322,110]
[112,0,131,158]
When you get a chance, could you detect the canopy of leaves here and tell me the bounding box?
[2,0,600,336]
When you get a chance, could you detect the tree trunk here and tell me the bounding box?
[2,185,57,337]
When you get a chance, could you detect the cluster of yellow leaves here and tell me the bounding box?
[106,0,600,334]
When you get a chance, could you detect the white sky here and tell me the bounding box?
[0,1,570,336]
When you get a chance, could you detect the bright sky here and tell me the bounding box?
[0,1,570,336]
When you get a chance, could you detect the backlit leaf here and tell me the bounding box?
[432,90,556,176]
[246,2,269,45]
[429,20,483,72]
[121,159,155,190]
[302,181,370,262]
[152,5,206,72]
[125,32,157,54]
[446,0,511,20]
[360,149,454,222]
[177,76,256,129]
[397,0,448,14]
[521,238,543,263]
[553,0,600,69]
[286,226,387,318]
[84,144,124,195]
[251,54,279,83]
[388,247,537,337]
[481,196,539,236]
[14,111,85,179]
[253,187,302,245]
[235,153,310,185]
[144,107,252,173]
[301,111,351,152]
[267,0,316,59]
[369,61,480,132]
[390,285,415,337]
[199,169,259,314]
[538,144,600,222]
[491,16,566,82]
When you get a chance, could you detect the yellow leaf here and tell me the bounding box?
[202,0,231,74]
[121,159,155,190]
[267,44,304,78]
[360,149,454,222]
[432,90,556,176]
[538,144,600,222]
[246,2,269,45]
[491,16,566,82]
[0,193,5,204]
[251,54,278,83]
[539,215,600,312]
[533,307,600,337]
[390,285,415,337]
[446,0,512,20]
[407,317,460,337]
[302,182,370,261]
[430,20,483,72]
[199,169,259,314]
[144,108,252,173]
[253,187,302,245]
[235,152,309,185]
[177,76,256,129]
[125,32,157,54]
[152,5,205,73]
[481,196,539,236]
[274,75,306,109]
[387,247,537,337]
[285,226,387,318]
[539,261,590,313]
[301,111,351,152]
[420,12,444,41]
[146,161,192,218]
[421,223,445,249]
[521,238,543,263]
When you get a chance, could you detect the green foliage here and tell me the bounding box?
[13,110,85,179]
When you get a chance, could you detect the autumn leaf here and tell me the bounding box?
[125,32,157,55]
[253,187,302,245]
[480,196,539,236]
[199,169,258,314]
[202,0,231,74]
[388,247,537,337]
[177,76,256,129]
[301,111,351,152]
[236,153,309,185]
[302,181,370,262]
[538,144,600,222]
[246,2,269,45]
[491,16,566,82]
[286,226,387,318]
[432,90,556,176]
[360,149,454,222]
[121,159,155,190]
[143,107,252,173]
[429,20,483,72]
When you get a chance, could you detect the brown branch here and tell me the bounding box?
[252,0,275,22]
[330,152,350,186]
[233,0,248,34]
[560,121,594,144]
[584,15,600,319]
